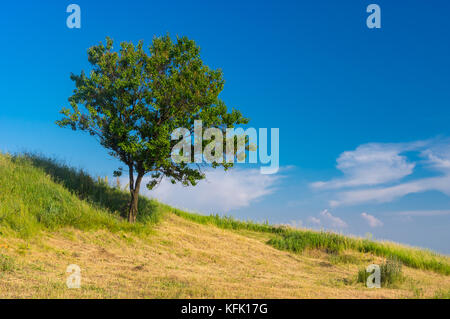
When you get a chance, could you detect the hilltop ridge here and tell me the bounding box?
[0,153,449,298]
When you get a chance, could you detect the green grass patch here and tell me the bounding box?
[17,153,161,223]
[268,230,350,254]
[172,208,284,234]
[268,230,450,275]
[0,153,164,237]
[171,209,450,276]
[2,152,449,276]
[328,253,361,265]
[0,254,15,272]
[357,257,405,287]
[433,289,450,299]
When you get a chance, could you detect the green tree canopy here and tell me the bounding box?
[57,35,249,222]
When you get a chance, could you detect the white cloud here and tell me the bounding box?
[133,168,281,214]
[330,171,450,207]
[312,139,450,207]
[319,209,348,228]
[307,209,347,229]
[311,142,422,190]
[361,212,383,227]
[422,141,450,173]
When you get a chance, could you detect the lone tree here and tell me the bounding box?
[57,35,248,223]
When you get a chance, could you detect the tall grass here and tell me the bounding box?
[0,254,15,272]
[20,153,160,223]
[1,152,449,276]
[357,257,404,287]
[269,230,450,275]
[0,153,163,237]
[170,209,450,275]
[172,208,285,234]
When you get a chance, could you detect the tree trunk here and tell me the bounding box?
[127,165,143,223]
[128,188,139,223]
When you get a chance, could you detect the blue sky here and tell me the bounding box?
[1,1,450,253]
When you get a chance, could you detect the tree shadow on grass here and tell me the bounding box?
[16,153,158,222]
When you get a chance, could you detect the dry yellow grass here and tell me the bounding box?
[0,213,449,298]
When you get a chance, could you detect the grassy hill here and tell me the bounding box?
[0,153,449,298]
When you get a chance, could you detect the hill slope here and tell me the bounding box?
[0,153,449,298]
